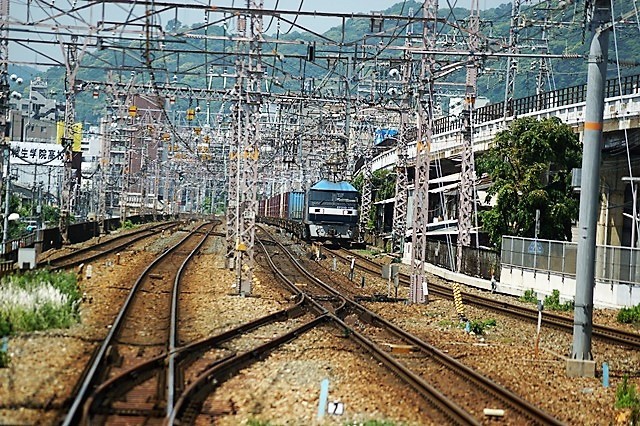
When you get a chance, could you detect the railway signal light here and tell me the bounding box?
[306,43,315,62]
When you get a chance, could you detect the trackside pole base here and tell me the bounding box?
[566,358,596,378]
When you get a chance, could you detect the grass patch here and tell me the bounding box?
[467,318,497,335]
[0,270,81,337]
[617,304,640,325]
[437,320,456,327]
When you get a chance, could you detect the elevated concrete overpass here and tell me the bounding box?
[370,73,640,248]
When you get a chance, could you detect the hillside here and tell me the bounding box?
[30,1,640,123]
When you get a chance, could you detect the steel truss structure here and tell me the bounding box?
[0,0,597,315]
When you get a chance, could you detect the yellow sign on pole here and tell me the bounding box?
[128,105,138,117]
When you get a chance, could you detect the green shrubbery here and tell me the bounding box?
[616,375,640,423]
[543,289,574,311]
[617,304,640,324]
[0,270,80,337]
[520,288,538,304]
[519,289,573,311]
[0,337,9,368]
[121,219,135,229]
[467,318,497,335]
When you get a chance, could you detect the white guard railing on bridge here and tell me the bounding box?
[500,236,640,308]
[370,88,640,174]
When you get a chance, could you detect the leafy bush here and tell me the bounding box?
[0,315,11,336]
[615,375,640,423]
[468,318,497,335]
[544,289,574,311]
[0,349,9,368]
[0,270,80,337]
[617,304,640,324]
[616,375,639,408]
[520,288,538,304]
[121,219,135,229]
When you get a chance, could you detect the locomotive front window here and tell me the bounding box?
[308,190,359,207]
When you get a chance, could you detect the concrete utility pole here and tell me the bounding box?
[568,0,611,378]
[410,0,438,304]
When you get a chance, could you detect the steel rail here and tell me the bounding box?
[48,222,179,270]
[62,222,211,426]
[332,248,640,349]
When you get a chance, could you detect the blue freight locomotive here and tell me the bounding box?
[258,180,360,245]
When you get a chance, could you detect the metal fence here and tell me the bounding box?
[424,239,501,281]
[501,236,640,286]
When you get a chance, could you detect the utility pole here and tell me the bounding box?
[226,80,240,268]
[391,59,411,256]
[457,0,479,274]
[452,0,481,321]
[0,0,10,253]
[568,0,611,378]
[58,35,90,243]
[226,1,263,295]
[59,39,78,244]
[359,140,373,242]
[503,0,521,119]
[410,0,438,304]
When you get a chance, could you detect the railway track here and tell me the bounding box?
[45,221,179,270]
[328,247,640,348]
[61,225,564,425]
[169,227,562,425]
[63,222,215,425]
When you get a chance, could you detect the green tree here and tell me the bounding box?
[477,117,582,248]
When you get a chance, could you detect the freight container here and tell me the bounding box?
[267,195,279,217]
[288,191,305,220]
[281,192,289,219]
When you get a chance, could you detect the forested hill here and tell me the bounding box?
[32,1,640,123]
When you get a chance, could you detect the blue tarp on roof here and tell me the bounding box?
[311,180,357,192]
[374,128,398,145]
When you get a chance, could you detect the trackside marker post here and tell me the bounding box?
[535,299,544,358]
[318,378,329,420]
